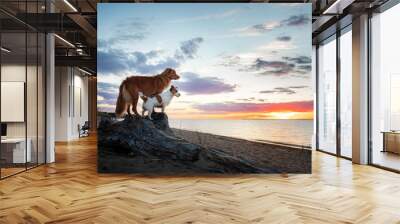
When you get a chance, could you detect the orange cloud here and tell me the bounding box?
[167,101,314,120]
[193,101,313,113]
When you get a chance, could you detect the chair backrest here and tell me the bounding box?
[83,121,90,128]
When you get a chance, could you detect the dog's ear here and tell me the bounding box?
[162,68,179,80]
[163,68,173,75]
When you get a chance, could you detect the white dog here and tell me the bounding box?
[140,85,181,120]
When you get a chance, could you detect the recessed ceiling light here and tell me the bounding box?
[322,0,355,15]
[78,67,93,76]
[54,34,75,48]
[63,0,78,12]
[1,47,11,53]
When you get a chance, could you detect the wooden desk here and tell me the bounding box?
[382,131,400,154]
[1,138,31,163]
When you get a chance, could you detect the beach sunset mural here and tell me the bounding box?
[97,3,312,174]
[98,4,312,119]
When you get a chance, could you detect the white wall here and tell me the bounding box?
[1,65,26,139]
[55,67,70,141]
[55,67,89,141]
[1,63,46,164]
[71,72,89,138]
[1,65,41,138]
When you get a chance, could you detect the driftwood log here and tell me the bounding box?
[97,113,278,173]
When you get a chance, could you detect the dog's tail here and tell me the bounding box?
[115,81,127,118]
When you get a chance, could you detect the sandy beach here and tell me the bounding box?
[172,128,311,173]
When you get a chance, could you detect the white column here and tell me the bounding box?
[55,67,73,141]
[45,0,56,163]
[46,33,55,163]
[352,14,369,164]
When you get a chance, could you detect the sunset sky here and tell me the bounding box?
[97,4,313,120]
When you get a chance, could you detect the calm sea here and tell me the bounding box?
[169,119,313,147]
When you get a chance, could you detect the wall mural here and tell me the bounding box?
[97,3,313,174]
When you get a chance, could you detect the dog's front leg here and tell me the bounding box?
[127,104,132,118]
[148,108,153,120]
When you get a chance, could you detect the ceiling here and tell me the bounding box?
[0,0,393,74]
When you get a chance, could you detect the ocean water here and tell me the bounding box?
[169,119,314,147]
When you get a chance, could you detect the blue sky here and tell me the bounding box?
[97,3,313,119]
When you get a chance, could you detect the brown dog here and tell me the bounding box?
[115,68,180,117]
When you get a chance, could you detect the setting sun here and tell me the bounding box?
[267,111,314,120]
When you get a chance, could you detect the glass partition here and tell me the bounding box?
[1,30,28,177]
[0,1,46,179]
[339,28,352,158]
[27,30,38,169]
[317,36,337,154]
[371,3,400,171]
[38,32,45,165]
